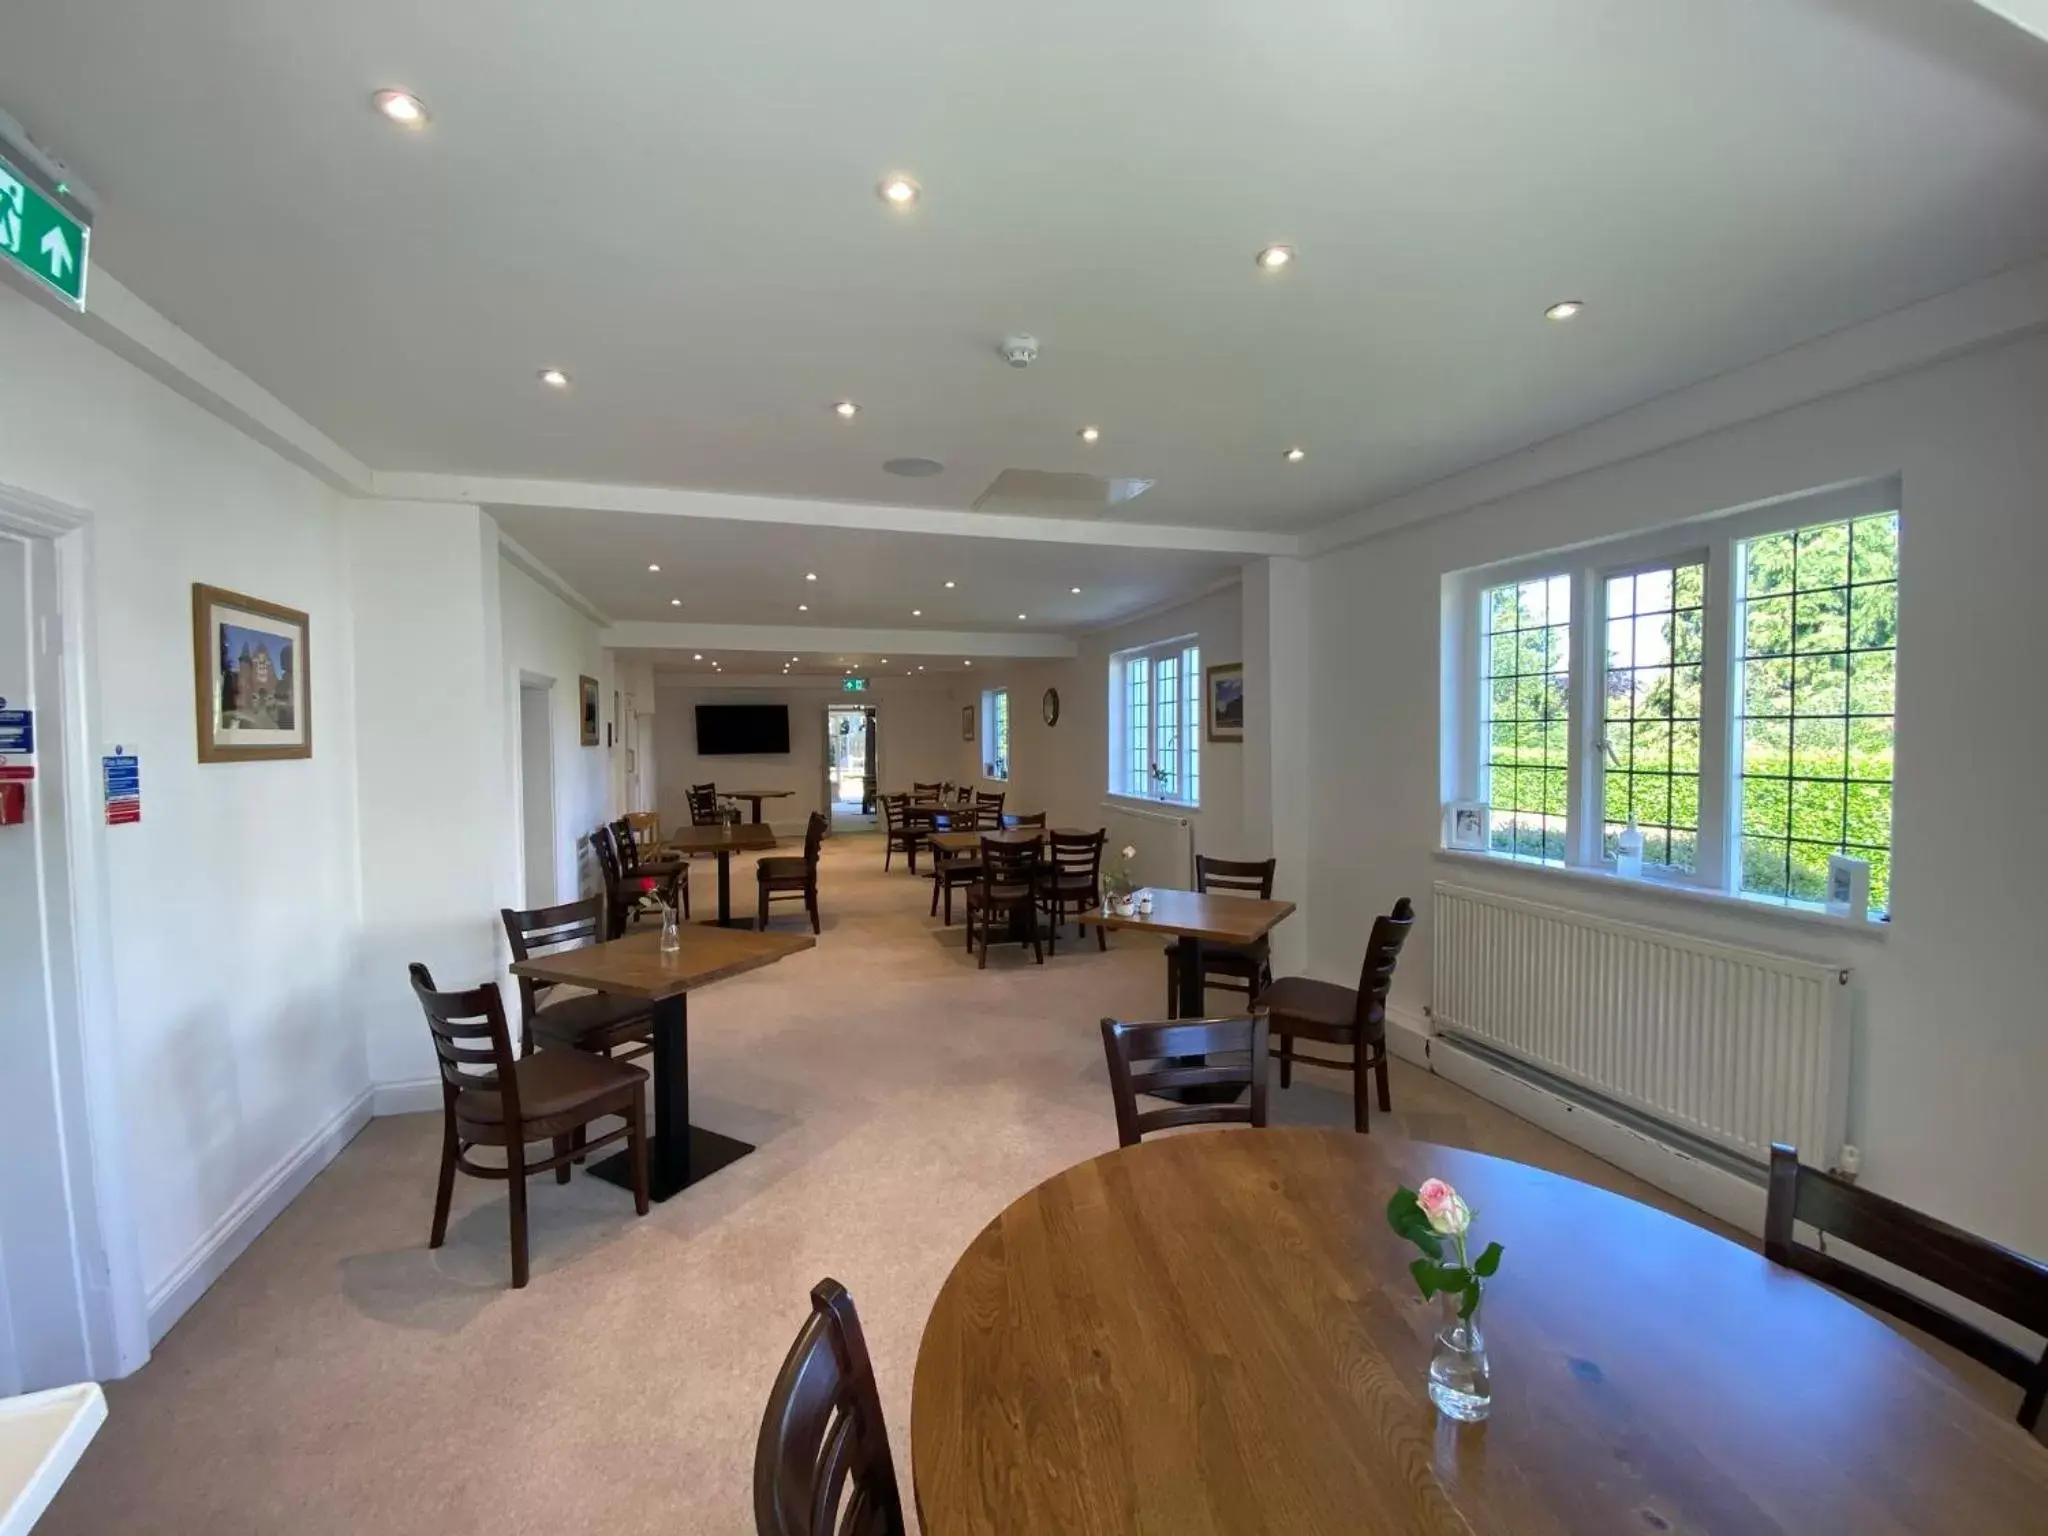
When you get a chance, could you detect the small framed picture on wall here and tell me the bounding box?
[580,676,601,746]
[192,583,311,762]
[961,704,975,742]
[1205,662,1244,743]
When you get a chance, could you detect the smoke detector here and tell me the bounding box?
[997,333,1039,369]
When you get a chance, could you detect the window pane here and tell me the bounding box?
[1483,574,1571,865]
[1602,559,1701,873]
[1736,511,1897,912]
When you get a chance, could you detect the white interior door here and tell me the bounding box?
[518,682,556,907]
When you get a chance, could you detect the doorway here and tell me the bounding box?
[825,705,877,832]
[518,679,556,907]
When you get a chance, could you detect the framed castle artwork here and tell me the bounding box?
[192,584,311,762]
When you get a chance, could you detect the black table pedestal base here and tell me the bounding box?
[588,1125,754,1203]
[1155,933,1249,1106]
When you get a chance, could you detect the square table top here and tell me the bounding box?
[509,926,813,1001]
[721,788,794,800]
[1082,889,1297,946]
[661,822,780,855]
[929,828,1047,854]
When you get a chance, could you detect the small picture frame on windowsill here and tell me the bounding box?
[1444,800,1489,852]
[1825,854,1870,921]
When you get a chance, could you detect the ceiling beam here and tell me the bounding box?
[603,621,1077,658]
[374,472,1298,557]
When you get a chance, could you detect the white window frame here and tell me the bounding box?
[1108,635,1202,808]
[1443,479,1900,925]
[980,687,1009,781]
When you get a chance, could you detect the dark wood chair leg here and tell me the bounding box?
[1374,1047,1392,1113]
[1046,899,1059,955]
[679,869,690,920]
[572,1123,587,1165]
[1352,1044,1371,1135]
[1028,902,1043,965]
[757,882,770,929]
[507,1143,530,1288]
[1277,1033,1294,1089]
[429,1117,457,1248]
[807,883,819,934]
[553,1134,572,1185]
[627,1101,650,1217]
[1096,910,1107,951]
[977,910,989,970]
[930,873,942,916]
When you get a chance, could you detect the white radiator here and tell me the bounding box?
[1430,882,1851,1168]
[1099,802,1196,890]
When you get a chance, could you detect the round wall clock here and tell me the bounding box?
[1042,687,1061,727]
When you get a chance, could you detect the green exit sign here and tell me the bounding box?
[842,677,868,692]
[0,147,88,309]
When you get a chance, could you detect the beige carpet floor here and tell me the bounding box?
[40,834,2014,1532]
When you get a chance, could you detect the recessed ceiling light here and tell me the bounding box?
[647,563,661,572]
[805,572,818,581]
[1079,426,1101,444]
[798,603,808,611]
[537,367,570,389]
[694,653,703,660]
[963,660,972,667]
[878,175,921,208]
[791,656,799,662]
[912,608,922,617]
[1018,613,1028,621]
[834,400,859,419]
[880,659,888,664]
[1071,586,1082,594]
[372,89,429,128]
[1256,244,1296,271]
[944,580,956,589]
[1284,446,1306,463]
[1544,300,1585,321]
[670,598,682,607]
[917,665,924,672]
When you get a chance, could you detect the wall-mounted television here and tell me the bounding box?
[695,703,790,756]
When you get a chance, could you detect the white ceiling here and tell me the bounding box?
[5,1,2047,534]
[489,504,1246,628]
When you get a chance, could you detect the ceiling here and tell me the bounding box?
[491,503,1244,627]
[4,2,2047,536]
[627,649,982,680]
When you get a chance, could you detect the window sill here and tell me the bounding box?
[1431,848,1891,941]
[1107,792,1202,813]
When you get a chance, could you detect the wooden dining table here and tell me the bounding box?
[912,1129,2048,1534]
[660,820,779,927]
[719,788,793,824]
[1082,887,1296,1017]
[509,926,812,1200]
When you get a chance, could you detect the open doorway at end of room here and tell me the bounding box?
[826,705,876,833]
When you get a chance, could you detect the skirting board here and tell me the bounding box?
[372,1079,443,1117]
[145,1088,374,1344]
[1385,1007,1767,1237]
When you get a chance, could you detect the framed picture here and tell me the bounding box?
[961,704,975,742]
[1444,800,1489,851]
[1206,662,1245,743]
[192,584,310,762]
[579,676,600,747]
[1826,853,1870,920]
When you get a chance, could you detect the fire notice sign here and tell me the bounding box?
[103,745,139,825]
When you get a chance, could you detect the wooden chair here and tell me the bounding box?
[500,897,652,1062]
[964,837,1043,968]
[1765,1144,2048,1431]
[1039,829,1107,954]
[1099,1012,1271,1148]
[624,809,662,847]
[912,781,942,799]
[1165,856,1277,1018]
[973,789,1006,820]
[754,1278,907,1536]
[408,962,648,1289]
[1003,811,1048,829]
[591,823,678,941]
[1260,897,1414,1133]
[928,829,982,927]
[612,815,688,920]
[954,784,973,807]
[759,812,828,932]
[689,783,722,826]
[881,794,925,874]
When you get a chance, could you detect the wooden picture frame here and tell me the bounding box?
[1205,662,1244,743]
[962,704,975,742]
[192,583,311,762]
[579,676,601,746]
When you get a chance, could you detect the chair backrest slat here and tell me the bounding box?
[1765,1144,2048,1428]
[1196,855,1276,899]
[803,811,827,868]
[1006,811,1048,829]
[1352,897,1415,1030]
[1049,829,1106,880]
[979,838,1040,888]
[1100,1012,1270,1148]
[409,963,520,1115]
[500,896,605,1036]
[754,1279,907,1536]
[689,784,721,826]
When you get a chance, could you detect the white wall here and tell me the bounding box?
[654,675,959,833]
[496,553,611,905]
[1306,328,2048,1259]
[0,290,365,1321]
[952,582,1257,857]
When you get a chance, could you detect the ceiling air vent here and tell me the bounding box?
[972,469,1156,516]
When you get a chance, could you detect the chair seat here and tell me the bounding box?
[1165,937,1268,977]
[456,1049,644,1134]
[631,857,685,878]
[1042,873,1098,896]
[757,856,810,881]
[967,882,1034,904]
[532,990,652,1053]
[1261,975,1365,1039]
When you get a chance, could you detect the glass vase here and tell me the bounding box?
[1427,1293,1491,1422]
[659,901,681,954]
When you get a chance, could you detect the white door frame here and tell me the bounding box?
[513,670,558,908]
[0,481,150,1380]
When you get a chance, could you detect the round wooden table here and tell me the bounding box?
[911,1130,2048,1534]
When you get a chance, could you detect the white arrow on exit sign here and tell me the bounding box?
[40,226,73,280]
